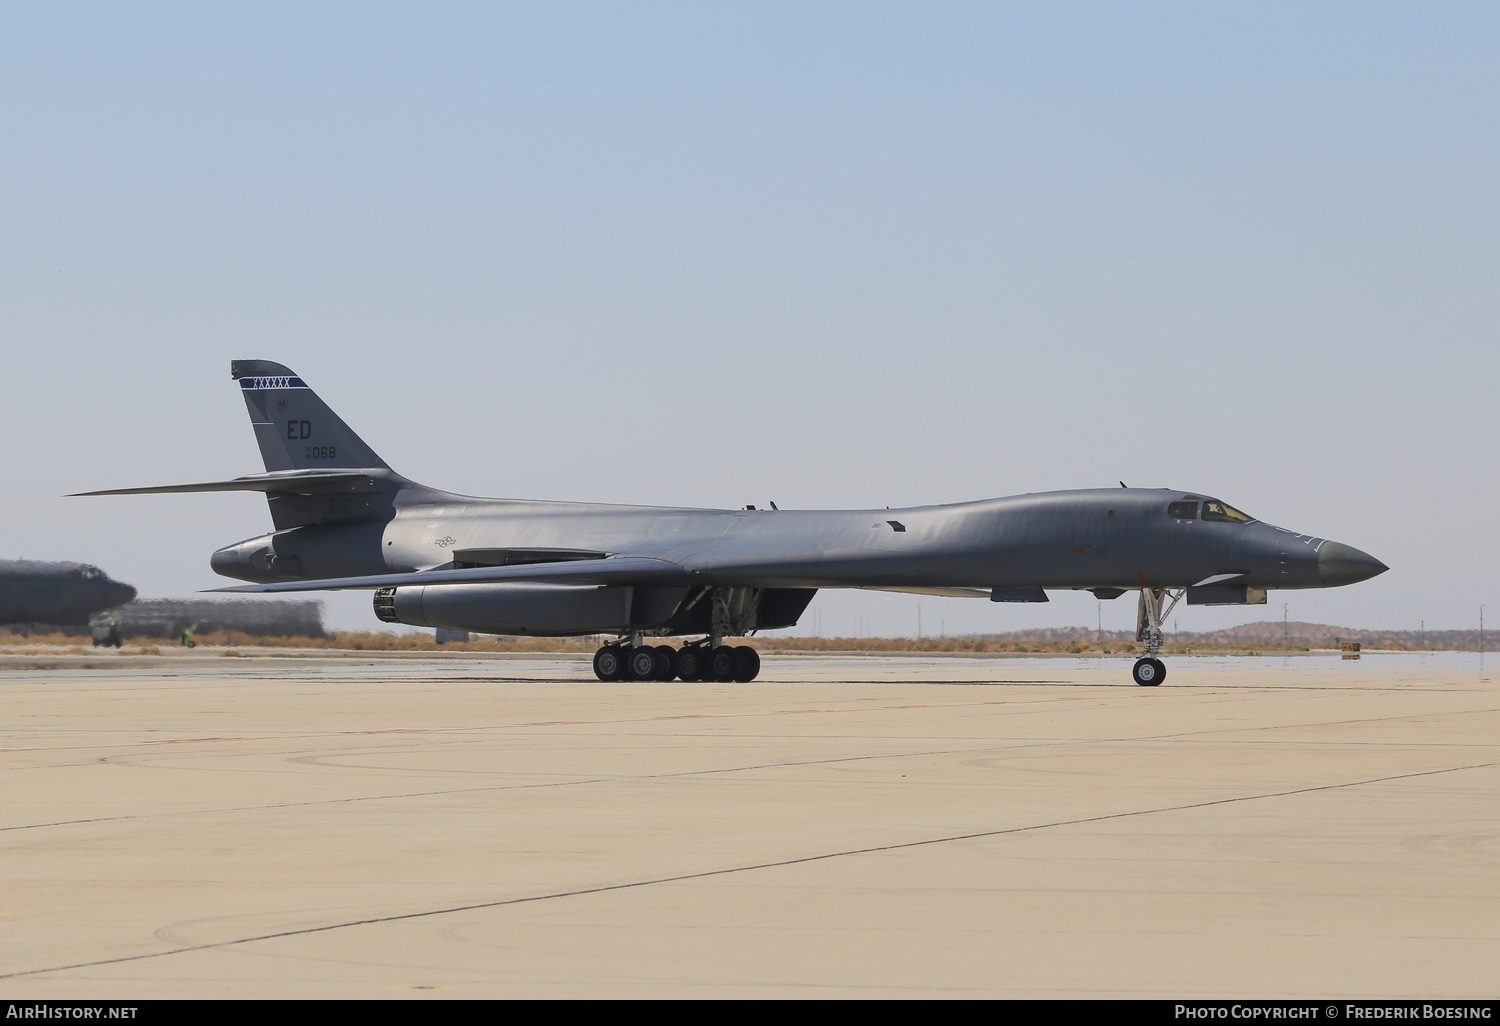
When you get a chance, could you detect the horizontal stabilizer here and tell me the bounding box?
[73,470,394,497]
[211,555,690,593]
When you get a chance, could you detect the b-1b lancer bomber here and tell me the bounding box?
[79,361,1387,686]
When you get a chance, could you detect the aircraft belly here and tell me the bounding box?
[0,596,111,626]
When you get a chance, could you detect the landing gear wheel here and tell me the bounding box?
[593,646,625,682]
[676,646,705,681]
[731,646,761,683]
[1132,657,1165,687]
[709,645,738,682]
[626,645,658,682]
[651,645,678,681]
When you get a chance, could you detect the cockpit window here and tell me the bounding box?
[1167,501,1198,520]
[1202,500,1254,524]
[80,566,102,579]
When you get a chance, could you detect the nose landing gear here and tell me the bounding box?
[1133,587,1184,687]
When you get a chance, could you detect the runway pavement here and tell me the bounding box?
[1,650,1496,998]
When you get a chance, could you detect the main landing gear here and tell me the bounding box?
[1132,586,1184,687]
[593,586,766,682]
[592,641,762,682]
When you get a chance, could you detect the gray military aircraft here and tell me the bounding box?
[0,560,137,627]
[79,360,1386,686]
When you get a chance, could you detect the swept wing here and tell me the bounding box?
[213,555,690,592]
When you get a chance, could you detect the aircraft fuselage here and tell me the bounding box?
[210,486,1374,595]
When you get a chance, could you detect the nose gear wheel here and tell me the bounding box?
[1132,657,1165,687]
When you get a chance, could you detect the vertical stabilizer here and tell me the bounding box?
[231,360,390,472]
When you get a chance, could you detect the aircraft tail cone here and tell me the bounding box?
[1318,542,1388,587]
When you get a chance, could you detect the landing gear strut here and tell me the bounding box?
[1133,587,1184,687]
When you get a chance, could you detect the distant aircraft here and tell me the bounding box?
[79,361,1387,686]
[0,560,137,627]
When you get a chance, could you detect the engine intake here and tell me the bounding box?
[373,587,398,623]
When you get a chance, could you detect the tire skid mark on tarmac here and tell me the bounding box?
[0,692,1078,755]
[6,702,1499,834]
[9,690,1493,759]
[0,744,1005,834]
[4,757,1496,983]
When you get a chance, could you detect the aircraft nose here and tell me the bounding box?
[114,582,138,605]
[1318,542,1388,587]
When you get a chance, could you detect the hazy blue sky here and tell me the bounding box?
[3,3,1494,635]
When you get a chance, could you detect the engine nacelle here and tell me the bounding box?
[211,523,389,583]
[372,582,688,637]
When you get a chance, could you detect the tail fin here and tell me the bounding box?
[232,360,390,472]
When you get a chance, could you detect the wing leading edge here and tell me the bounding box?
[211,555,691,593]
